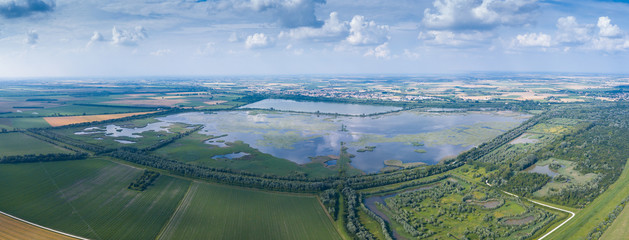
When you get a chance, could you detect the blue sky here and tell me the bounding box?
[1,0,629,77]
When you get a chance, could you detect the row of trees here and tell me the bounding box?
[128,170,160,191]
[0,152,88,164]
[342,187,375,240]
[108,148,333,192]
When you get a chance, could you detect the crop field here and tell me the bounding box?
[2,104,157,118]
[0,132,72,157]
[547,159,629,239]
[0,213,76,240]
[0,158,190,240]
[154,132,338,178]
[0,118,51,129]
[158,181,341,240]
[43,111,158,127]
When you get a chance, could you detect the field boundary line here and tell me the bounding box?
[155,181,195,240]
[317,196,345,240]
[0,210,89,240]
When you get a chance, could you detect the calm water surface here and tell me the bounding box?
[241,99,402,115]
[158,109,528,173]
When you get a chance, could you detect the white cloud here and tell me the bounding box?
[422,0,539,30]
[364,43,390,59]
[281,12,348,41]
[24,30,38,45]
[209,0,326,28]
[346,15,389,46]
[112,26,147,46]
[228,32,241,42]
[86,31,104,47]
[196,42,217,55]
[555,16,592,44]
[418,30,493,46]
[403,49,420,59]
[597,16,622,38]
[151,49,172,56]
[513,32,551,47]
[246,33,273,49]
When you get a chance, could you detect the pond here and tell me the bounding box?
[241,99,402,115]
[525,164,559,177]
[212,152,250,160]
[158,109,529,173]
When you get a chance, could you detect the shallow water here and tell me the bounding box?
[158,109,528,173]
[241,99,402,115]
[525,164,559,177]
[212,152,250,159]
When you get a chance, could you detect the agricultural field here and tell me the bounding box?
[364,177,556,239]
[153,132,339,178]
[157,181,341,240]
[0,157,190,240]
[0,118,50,130]
[2,104,157,118]
[0,213,76,240]
[43,111,158,127]
[0,132,72,157]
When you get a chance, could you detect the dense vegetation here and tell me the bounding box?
[128,170,160,191]
[0,152,88,164]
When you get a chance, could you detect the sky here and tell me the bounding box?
[1,0,629,78]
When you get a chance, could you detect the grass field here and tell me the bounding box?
[0,132,72,157]
[0,158,190,240]
[0,118,50,129]
[601,200,629,239]
[154,132,338,178]
[157,181,341,240]
[43,111,157,127]
[3,105,156,117]
[0,213,76,240]
[547,159,629,239]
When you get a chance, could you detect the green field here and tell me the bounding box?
[0,132,72,157]
[158,181,341,240]
[0,158,190,240]
[154,132,338,178]
[601,201,629,239]
[3,104,156,117]
[0,118,50,129]
[548,159,629,239]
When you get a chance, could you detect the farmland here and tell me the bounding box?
[0,132,72,157]
[158,182,341,240]
[0,158,189,240]
[0,213,77,240]
[43,111,158,127]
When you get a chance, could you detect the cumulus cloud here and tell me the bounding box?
[112,26,147,46]
[555,16,592,45]
[346,15,389,46]
[418,30,493,47]
[364,43,390,59]
[196,42,216,55]
[86,31,104,47]
[422,0,539,30]
[513,32,551,47]
[24,30,38,45]
[597,16,622,38]
[0,0,55,18]
[514,16,629,52]
[245,33,273,49]
[281,12,348,41]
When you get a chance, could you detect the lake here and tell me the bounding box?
[241,99,402,115]
[158,109,529,173]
